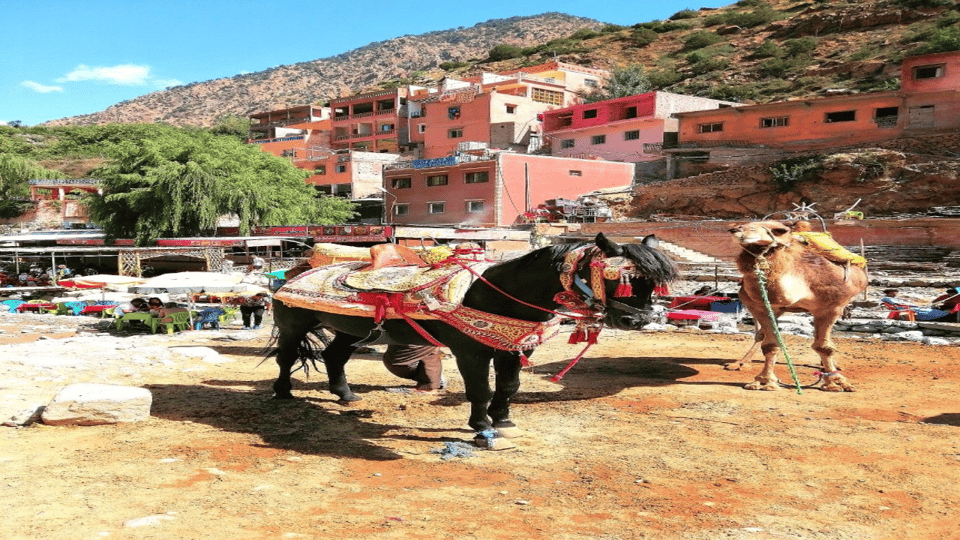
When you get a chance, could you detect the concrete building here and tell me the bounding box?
[381,149,634,228]
[329,86,427,154]
[665,51,960,176]
[541,91,736,179]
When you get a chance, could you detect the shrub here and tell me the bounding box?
[909,26,960,56]
[631,27,659,46]
[690,56,730,76]
[896,0,955,7]
[704,2,778,28]
[670,8,700,20]
[683,30,723,50]
[770,157,821,193]
[784,37,818,56]
[752,40,784,58]
[570,28,601,41]
[487,44,523,62]
[647,68,683,88]
[439,61,469,70]
[634,20,693,33]
[600,24,627,33]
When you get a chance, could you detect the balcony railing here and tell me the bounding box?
[250,135,306,144]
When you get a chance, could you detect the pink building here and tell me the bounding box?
[381,151,634,227]
[329,87,425,154]
[541,91,736,163]
[671,51,960,157]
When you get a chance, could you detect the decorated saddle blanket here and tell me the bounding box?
[274,260,495,320]
[794,231,867,268]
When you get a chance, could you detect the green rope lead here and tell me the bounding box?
[755,258,803,395]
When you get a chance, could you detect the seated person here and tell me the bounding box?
[147,296,189,323]
[115,298,149,317]
[933,287,960,312]
[880,289,951,321]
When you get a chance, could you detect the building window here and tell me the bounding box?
[465,171,489,184]
[591,134,606,145]
[426,174,448,187]
[624,130,640,141]
[314,165,326,175]
[914,64,944,79]
[825,110,856,123]
[466,200,484,213]
[505,104,516,114]
[760,116,789,128]
[447,106,461,120]
[448,128,463,139]
[531,88,564,106]
[874,106,899,128]
[584,79,599,88]
[336,164,347,173]
[698,122,723,133]
[428,202,445,214]
[394,204,409,216]
[583,109,598,119]
[282,149,296,158]
[391,177,411,189]
[418,124,426,134]
[623,106,638,119]
[569,170,582,176]
[560,139,575,149]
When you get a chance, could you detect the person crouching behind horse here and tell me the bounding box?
[383,345,447,394]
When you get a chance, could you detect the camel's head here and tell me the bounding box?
[729,221,794,251]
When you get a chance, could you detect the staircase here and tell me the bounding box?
[657,240,725,265]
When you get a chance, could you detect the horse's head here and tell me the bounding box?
[729,221,794,253]
[590,233,679,330]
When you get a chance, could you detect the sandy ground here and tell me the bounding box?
[1,310,959,540]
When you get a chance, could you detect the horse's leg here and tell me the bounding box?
[320,331,361,402]
[811,309,854,392]
[488,350,527,439]
[451,347,499,441]
[744,308,784,391]
[272,305,317,400]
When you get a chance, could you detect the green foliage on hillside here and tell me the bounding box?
[0,155,67,218]
[582,65,652,103]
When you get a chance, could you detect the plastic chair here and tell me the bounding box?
[162,310,193,334]
[1,299,26,313]
[56,301,88,316]
[194,308,226,330]
[219,307,239,326]
[882,301,916,322]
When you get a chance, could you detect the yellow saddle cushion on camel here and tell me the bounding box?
[794,231,867,268]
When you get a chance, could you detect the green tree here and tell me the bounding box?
[0,154,66,218]
[487,44,523,62]
[583,64,652,103]
[84,128,355,245]
[210,114,253,140]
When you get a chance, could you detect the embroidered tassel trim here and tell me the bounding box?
[519,352,531,367]
[615,274,632,297]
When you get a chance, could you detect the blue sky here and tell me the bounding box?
[4,0,731,127]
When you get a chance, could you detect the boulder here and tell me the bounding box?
[41,383,152,426]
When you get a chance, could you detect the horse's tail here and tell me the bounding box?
[260,326,332,377]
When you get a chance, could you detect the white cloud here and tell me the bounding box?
[22,80,64,93]
[153,78,183,88]
[57,64,151,85]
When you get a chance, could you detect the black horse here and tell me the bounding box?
[270,233,678,447]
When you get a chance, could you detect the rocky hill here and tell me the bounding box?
[42,1,959,128]
[41,13,603,127]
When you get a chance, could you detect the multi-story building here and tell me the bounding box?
[405,63,610,160]
[248,105,329,141]
[665,51,960,176]
[541,91,736,166]
[381,149,634,228]
[329,86,428,154]
[303,150,400,199]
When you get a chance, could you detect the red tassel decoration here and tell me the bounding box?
[615,274,632,297]
[586,327,600,344]
[568,326,585,344]
[519,352,531,367]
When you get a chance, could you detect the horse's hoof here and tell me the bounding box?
[473,430,518,451]
[494,426,526,439]
[272,393,295,400]
[336,393,362,403]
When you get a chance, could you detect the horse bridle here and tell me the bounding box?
[557,246,651,320]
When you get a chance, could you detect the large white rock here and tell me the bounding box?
[41,383,152,426]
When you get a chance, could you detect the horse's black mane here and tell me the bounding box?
[501,240,679,285]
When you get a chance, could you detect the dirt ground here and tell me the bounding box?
[2,313,960,540]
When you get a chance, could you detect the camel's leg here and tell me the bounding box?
[744,309,784,391]
[810,309,854,392]
[725,329,763,370]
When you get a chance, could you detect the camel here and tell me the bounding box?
[727,220,868,392]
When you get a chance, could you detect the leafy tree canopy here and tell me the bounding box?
[583,64,652,103]
[0,154,66,218]
[84,126,355,245]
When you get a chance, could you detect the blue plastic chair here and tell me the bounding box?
[1,299,26,313]
[194,308,226,330]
